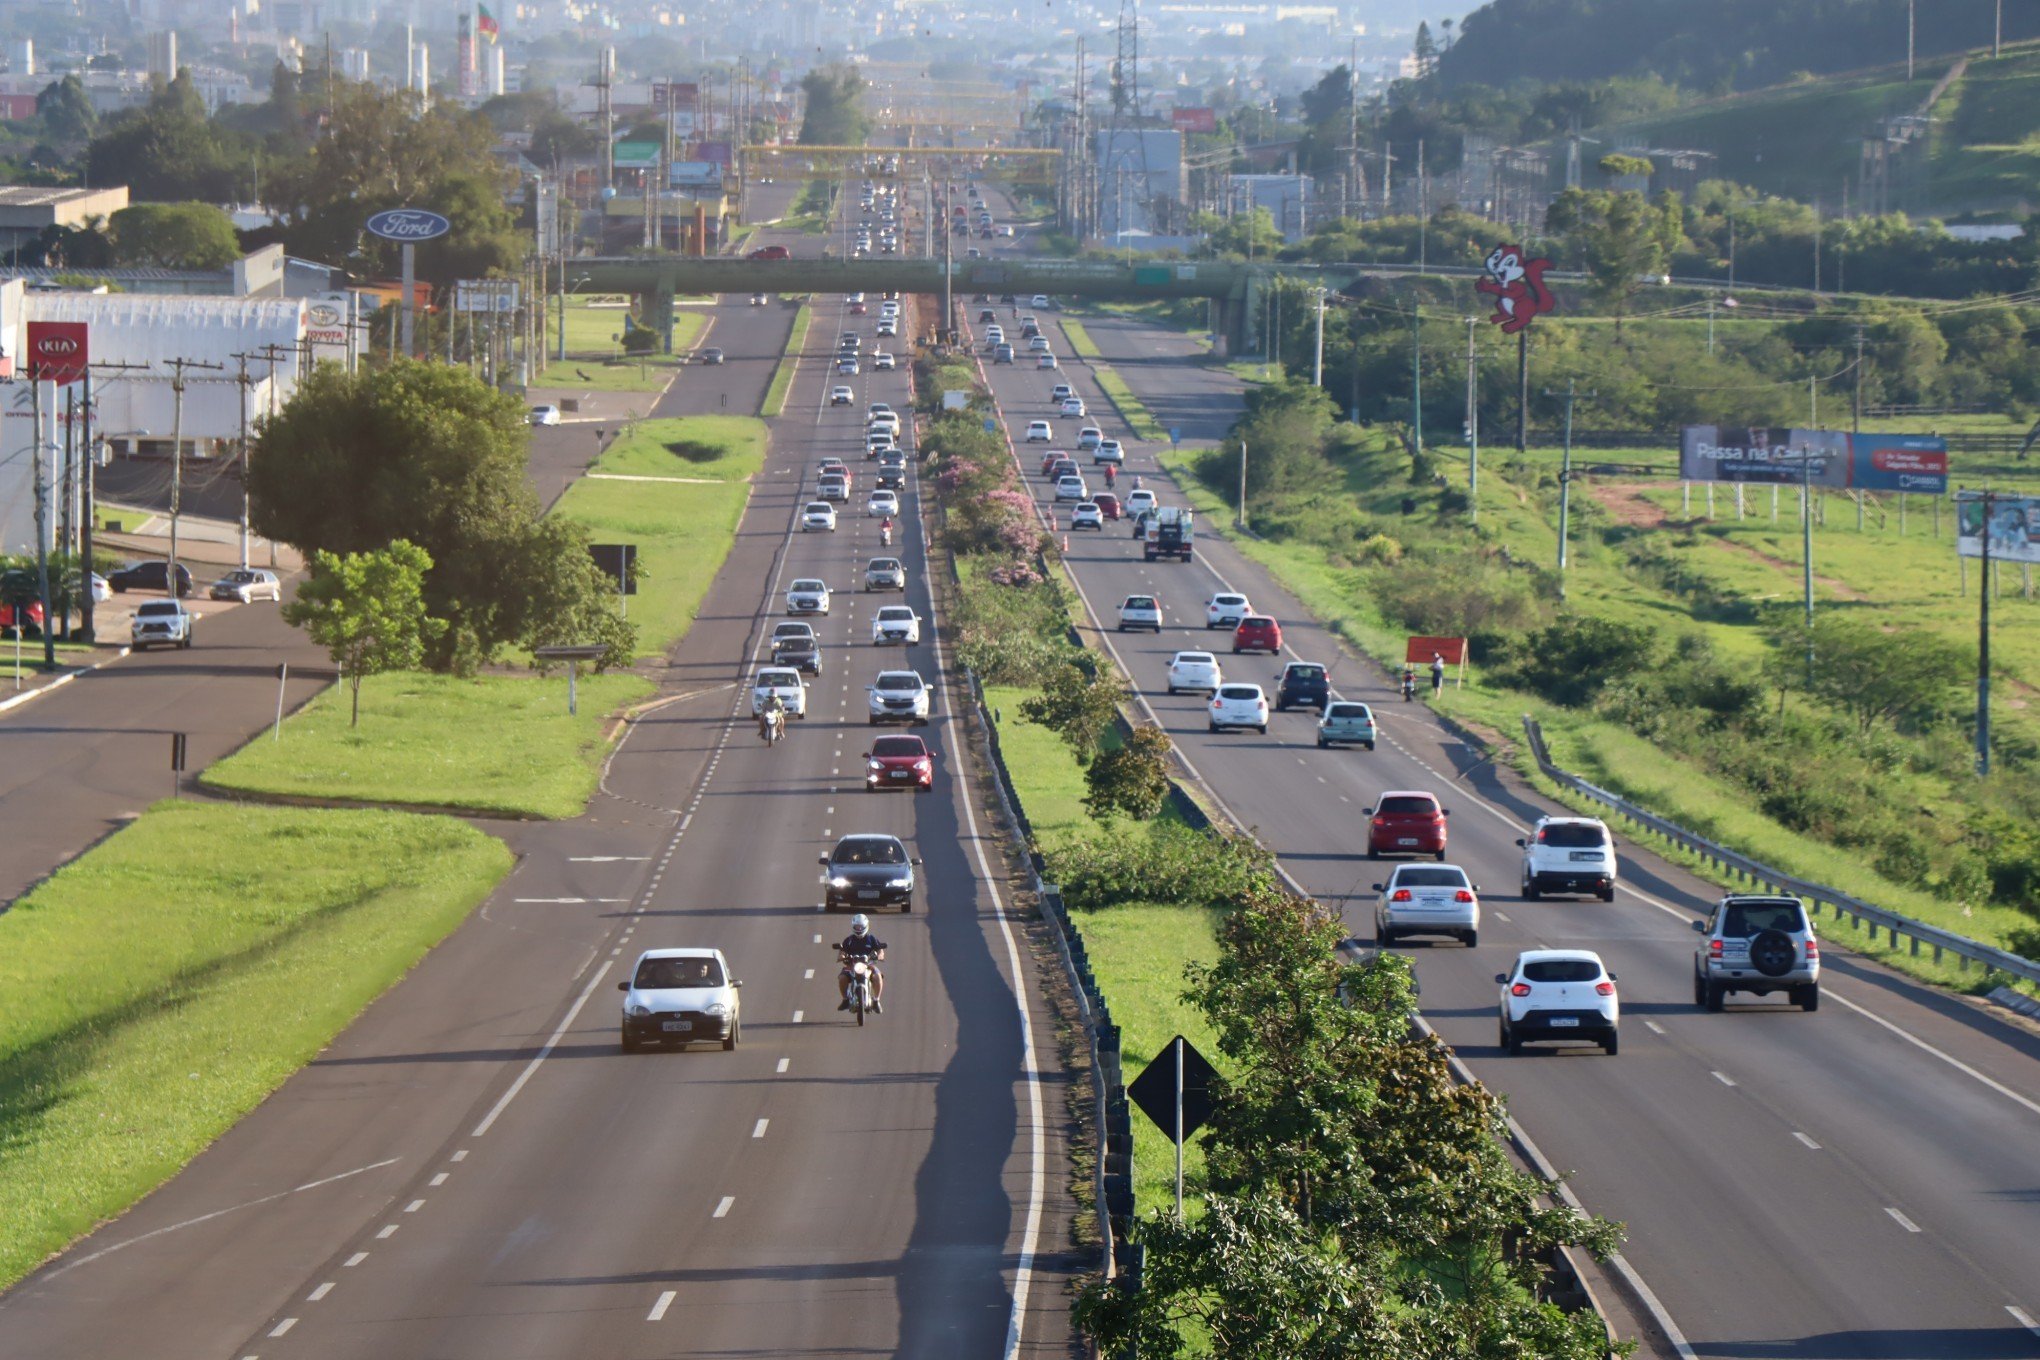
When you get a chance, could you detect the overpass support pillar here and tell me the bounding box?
[1209,297,1231,360]
[652,283,676,354]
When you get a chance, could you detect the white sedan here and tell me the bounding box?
[1024,421,1052,442]
[801,502,838,532]
[1375,862,1481,948]
[750,666,809,718]
[528,404,562,426]
[1060,396,1086,418]
[873,351,896,370]
[1166,650,1222,695]
[1054,475,1087,502]
[871,605,922,645]
[786,578,832,614]
[868,490,900,517]
[830,386,854,406]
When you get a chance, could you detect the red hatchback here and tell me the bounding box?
[1232,615,1283,655]
[865,734,935,792]
[1094,492,1122,520]
[1366,790,1450,860]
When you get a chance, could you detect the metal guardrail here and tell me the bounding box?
[1522,715,2040,987]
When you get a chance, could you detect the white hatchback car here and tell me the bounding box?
[1050,383,1075,404]
[873,351,897,371]
[1117,594,1162,632]
[1037,353,1059,370]
[1061,397,1086,418]
[618,948,743,1052]
[1205,592,1250,629]
[1093,439,1124,466]
[786,578,832,614]
[1517,816,1618,901]
[1054,475,1087,502]
[1207,682,1268,734]
[1025,420,1053,442]
[1077,426,1104,452]
[528,404,562,426]
[830,386,854,405]
[801,502,838,532]
[1069,502,1104,531]
[1498,950,1619,1055]
[868,490,900,517]
[1167,650,1222,695]
[1124,489,1158,520]
[1374,862,1481,948]
[750,666,809,718]
[871,605,921,645]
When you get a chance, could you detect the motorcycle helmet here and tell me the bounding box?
[850,913,870,934]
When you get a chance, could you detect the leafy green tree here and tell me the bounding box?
[1195,205,1284,259]
[1083,724,1173,821]
[1772,614,1965,737]
[35,75,96,144]
[798,66,869,146]
[250,360,633,672]
[86,71,247,201]
[1412,21,1438,77]
[1497,614,1658,707]
[1018,660,1126,763]
[283,540,446,726]
[107,202,241,269]
[1547,181,1682,331]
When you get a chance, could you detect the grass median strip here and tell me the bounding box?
[0,801,510,1290]
[532,309,708,393]
[1061,319,1166,443]
[762,304,813,418]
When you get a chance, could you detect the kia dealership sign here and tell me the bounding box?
[26,321,88,384]
[364,208,452,242]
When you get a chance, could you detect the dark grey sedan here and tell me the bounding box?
[820,834,922,912]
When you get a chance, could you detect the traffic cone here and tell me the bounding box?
[1062,534,1070,552]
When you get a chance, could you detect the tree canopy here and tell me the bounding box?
[798,66,870,146]
[107,203,241,270]
[283,540,445,726]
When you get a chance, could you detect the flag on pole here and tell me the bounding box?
[477,4,500,40]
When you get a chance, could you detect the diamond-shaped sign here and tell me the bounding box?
[1127,1034,1217,1144]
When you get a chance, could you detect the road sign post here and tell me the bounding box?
[534,643,610,716]
[1127,1034,1217,1217]
[365,210,453,359]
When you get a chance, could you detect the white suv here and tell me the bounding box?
[1498,950,1619,1055]
[1167,650,1221,695]
[1025,421,1052,442]
[1205,592,1250,629]
[131,599,195,650]
[871,605,921,645]
[868,670,932,726]
[1374,862,1480,947]
[1517,816,1618,901]
[1117,594,1161,632]
[1207,683,1268,734]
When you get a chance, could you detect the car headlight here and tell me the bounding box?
[625,1003,650,1017]
[888,875,913,888]
[703,1001,730,1017]
[830,875,852,888]
[868,761,884,771]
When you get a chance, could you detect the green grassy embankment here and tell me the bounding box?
[762,304,814,417]
[0,802,510,1290]
[531,303,709,392]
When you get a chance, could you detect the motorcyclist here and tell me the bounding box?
[759,690,787,741]
[837,913,887,1012]
[880,514,894,546]
[1400,665,1417,701]
[1103,464,1117,488]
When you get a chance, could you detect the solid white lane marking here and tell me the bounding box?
[35,1158,401,1281]
[268,1319,297,1338]
[1793,1132,1822,1149]
[470,958,613,1137]
[307,1282,333,1301]
[343,1252,368,1268]
[1826,990,2040,1118]
[1712,1071,1737,1087]
[714,1196,735,1218]
[569,856,650,862]
[375,1225,398,1240]
[648,1290,676,1322]
[1885,1206,1922,1233]
[404,1199,424,1213]
[752,1119,769,1138]
[2008,1306,2040,1337]
[776,1057,790,1073]
[1644,1020,1666,1035]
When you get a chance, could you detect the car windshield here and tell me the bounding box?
[758,671,798,686]
[876,674,922,692]
[1377,796,1439,816]
[1286,666,1326,682]
[773,624,812,639]
[1125,597,1155,609]
[1394,868,1468,888]
[1540,823,1609,847]
[868,559,901,571]
[791,580,824,592]
[1241,617,1274,628]
[634,956,724,989]
[804,504,830,514]
[1175,653,1215,666]
[834,838,906,865]
[1326,704,1370,719]
[871,737,924,758]
[878,608,914,620]
[1218,685,1261,700]
[138,602,180,617]
[1722,902,1805,936]
[1522,959,1602,984]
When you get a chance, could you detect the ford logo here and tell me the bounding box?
[365,208,452,242]
[35,336,80,354]
[308,304,342,325]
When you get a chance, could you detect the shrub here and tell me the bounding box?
[1493,613,1658,708]
[1052,821,1279,911]
[1084,725,1173,821]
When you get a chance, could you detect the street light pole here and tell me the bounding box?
[1543,380,1592,599]
[1464,317,1479,524]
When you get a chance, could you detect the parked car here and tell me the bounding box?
[1167,650,1222,695]
[618,948,743,1052]
[1375,862,1480,947]
[209,568,282,603]
[1117,594,1162,632]
[1316,702,1377,750]
[1365,790,1450,860]
[1518,817,1619,901]
[1499,951,1619,1054]
[1231,615,1283,655]
[865,734,935,793]
[1208,682,1269,734]
[108,560,194,596]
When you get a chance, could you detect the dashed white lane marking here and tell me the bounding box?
[268,1318,297,1337]
[513,897,632,904]
[713,1196,735,1218]
[569,856,650,862]
[1644,1020,1667,1035]
[343,1252,368,1268]
[752,1119,770,1139]
[2008,1306,2040,1337]
[1712,1071,1737,1088]
[307,1282,333,1301]
[450,1150,467,1162]
[404,1199,425,1213]
[1885,1207,1922,1233]
[375,1225,398,1240]
[776,1057,790,1073]
[804,968,815,979]
[812,933,822,943]
[1793,1132,1822,1149]
[1493,912,1510,922]
[793,1009,805,1024]
[648,1290,676,1322]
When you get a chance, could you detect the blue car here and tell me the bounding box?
[1316,701,1378,751]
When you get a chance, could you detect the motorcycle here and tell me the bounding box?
[880,521,894,547]
[759,707,786,744]
[1103,465,1117,489]
[1400,673,1417,703]
[839,951,878,1026]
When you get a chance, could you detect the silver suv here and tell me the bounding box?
[1693,895,1820,1011]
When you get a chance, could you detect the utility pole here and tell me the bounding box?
[1410,303,1423,461]
[163,357,226,604]
[29,374,53,669]
[1543,380,1593,599]
[1516,329,1529,453]
[1237,437,1249,530]
[1978,489,1994,775]
[1907,0,1915,81]
[231,353,253,570]
[1995,0,2003,58]
[1464,317,1479,523]
[1312,287,1325,388]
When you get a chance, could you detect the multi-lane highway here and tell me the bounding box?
[951,179,2040,1358]
[3,182,1077,1358]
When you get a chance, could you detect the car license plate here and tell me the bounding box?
[890,770,912,780]
[661,1021,693,1033]
[1548,1017,1579,1028]
[857,890,880,900]
[1569,852,1601,861]
[1397,838,1418,846]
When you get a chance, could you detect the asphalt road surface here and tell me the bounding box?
[3,186,1080,1359]
[959,255,2040,1359]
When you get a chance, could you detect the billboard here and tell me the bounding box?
[651,81,698,113]
[1851,434,1949,493]
[1956,494,2040,565]
[454,280,520,313]
[1170,106,1217,134]
[304,293,358,368]
[1680,427,1850,487]
[26,321,88,385]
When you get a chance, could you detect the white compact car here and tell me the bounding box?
[1374,863,1481,948]
[1167,650,1222,695]
[1054,475,1087,502]
[1517,816,1618,901]
[528,404,562,426]
[1069,502,1104,531]
[867,402,896,422]
[802,502,838,532]
[873,350,897,371]
[1498,950,1619,1055]
[618,948,742,1052]
[1037,353,1059,370]
[1028,335,1052,353]
[1060,396,1086,418]
[1093,439,1124,466]
[751,666,809,718]
[1050,384,1075,404]
[1124,489,1158,520]
[868,669,932,726]
[830,386,854,406]
[1207,683,1268,734]
[868,490,900,517]
[786,578,832,614]
[836,356,860,375]
[1205,592,1250,628]
[1117,594,1162,632]
[1077,426,1104,452]
[1025,420,1053,442]
[871,605,921,645]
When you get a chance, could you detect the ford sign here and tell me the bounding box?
[365,208,452,242]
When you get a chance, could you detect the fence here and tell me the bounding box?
[1522,715,2040,987]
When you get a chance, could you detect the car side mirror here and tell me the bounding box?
[1513,838,1526,847]
[818,854,830,866]
[1691,920,1706,932]
[1442,809,1451,817]
[733,980,745,988]
[1494,974,1508,985]
[1371,883,1383,892]
[1360,807,1373,816]
[862,752,871,759]
[617,981,630,992]
[1607,973,1617,982]
[911,857,923,865]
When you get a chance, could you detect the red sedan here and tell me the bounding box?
[1094,492,1122,520]
[865,734,935,792]
[1231,615,1283,655]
